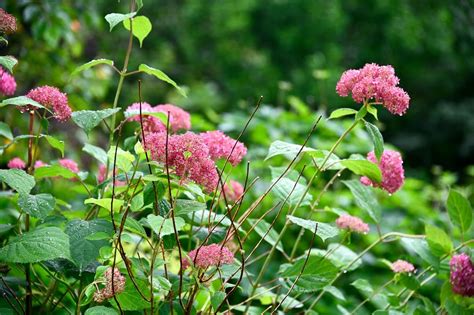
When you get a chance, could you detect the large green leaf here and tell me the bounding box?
[83,143,108,165]
[281,258,338,293]
[247,219,284,254]
[0,169,35,194]
[272,177,312,207]
[425,224,452,257]
[123,16,152,47]
[364,121,384,161]
[147,214,185,237]
[109,277,151,310]
[85,306,118,315]
[446,190,472,235]
[72,59,114,76]
[287,215,338,242]
[66,219,113,271]
[85,198,124,212]
[0,227,71,263]
[18,193,55,220]
[342,180,380,223]
[107,146,135,173]
[34,165,77,179]
[0,96,46,110]
[138,64,187,97]
[175,199,207,216]
[72,108,121,134]
[265,140,316,160]
[0,56,18,73]
[340,159,381,183]
[104,12,136,31]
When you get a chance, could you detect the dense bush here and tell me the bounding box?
[0,3,473,315]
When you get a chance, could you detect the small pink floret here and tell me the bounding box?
[58,158,79,173]
[7,157,25,169]
[360,150,405,194]
[183,244,234,269]
[336,214,370,234]
[391,259,415,273]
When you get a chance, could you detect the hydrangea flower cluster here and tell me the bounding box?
[360,150,405,194]
[450,253,474,297]
[0,66,16,96]
[182,244,234,270]
[391,259,415,273]
[336,63,410,115]
[223,180,244,203]
[200,130,247,166]
[145,132,219,192]
[58,158,79,173]
[336,214,370,234]
[93,267,126,303]
[26,86,72,121]
[125,103,191,134]
[7,157,25,169]
[0,8,17,34]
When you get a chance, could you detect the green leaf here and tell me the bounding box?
[83,143,108,165]
[425,224,453,256]
[352,279,389,308]
[0,96,46,110]
[328,108,357,120]
[265,140,316,161]
[175,199,207,216]
[367,104,378,120]
[340,159,382,183]
[0,56,17,73]
[105,12,136,31]
[72,58,114,76]
[113,214,147,238]
[72,108,121,134]
[343,180,380,223]
[34,165,77,179]
[109,277,150,310]
[400,273,420,290]
[138,64,187,97]
[0,122,13,140]
[85,306,118,315]
[364,121,384,161]
[287,215,338,242]
[190,210,231,226]
[0,227,71,263]
[308,150,344,171]
[85,198,124,212]
[247,219,284,254]
[400,238,439,267]
[123,16,152,47]
[355,105,368,120]
[272,177,313,207]
[66,219,113,271]
[43,135,65,157]
[147,214,185,237]
[211,291,226,312]
[447,190,472,235]
[313,244,362,271]
[0,169,35,194]
[280,258,338,293]
[18,193,55,219]
[107,146,135,172]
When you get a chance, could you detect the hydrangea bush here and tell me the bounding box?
[0,3,473,315]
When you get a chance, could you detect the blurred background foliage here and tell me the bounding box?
[1,0,474,178]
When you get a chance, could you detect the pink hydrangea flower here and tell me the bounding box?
[391,259,415,273]
[7,157,25,169]
[58,158,79,173]
[336,63,410,115]
[34,160,47,168]
[450,253,474,297]
[0,8,17,34]
[26,86,72,121]
[200,130,247,166]
[182,244,234,269]
[125,102,166,134]
[145,132,219,192]
[336,214,370,234]
[223,180,244,203]
[360,150,405,194]
[155,104,191,132]
[93,267,126,302]
[0,66,16,96]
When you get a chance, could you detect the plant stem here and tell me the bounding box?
[25,110,35,315]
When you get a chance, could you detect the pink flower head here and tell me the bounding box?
[183,244,234,269]
[155,104,191,132]
[26,86,72,121]
[58,158,79,173]
[0,9,17,34]
[200,130,247,166]
[223,180,244,203]
[145,132,219,192]
[336,214,369,234]
[93,267,126,303]
[336,63,410,115]
[97,164,126,187]
[7,157,25,169]
[450,253,474,297]
[0,66,16,96]
[34,160,47,168]
[125,102,166,134]
[391,259,415,273]
[360,150,405,194]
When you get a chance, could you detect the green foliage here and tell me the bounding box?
[18,193,56,219]
[72,108,121,134]
[72,59,115,76]
[123,16,152,47]
[0,169,35,194]
[446,190,472,235]
[138,64,187,97]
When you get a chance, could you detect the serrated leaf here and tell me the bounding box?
[123,16,152,47]
[72,108,121,134]
[328,108,357,120]
[272,177,312,207]
[247,219,284,254]
[447,190,472,235]
[364,121,384,161]
[281,258,338,293]
[138,64,186,97]
[147,214,185,237]
[0,96,46,110]
[83,143,108,165]
[34,165,77,179]
[343,179,380,223]
[105,12,136,31]
[0,169,35,194]
[18,193,55,219]
[340,159,382,183]
[72,58,114,76]
[85,306,118,315]
[107,146,135,172]
[0,56,17,73]
[265,140,316,161]
[425,224,452,256]
[109,277,150,310]
[0,122,13,140]
[0,227,71,263]
[85,198,124,212]
[287,215,338,241]
[66,219,113,271]
[43,135,65,157]
[175,199,207,216]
